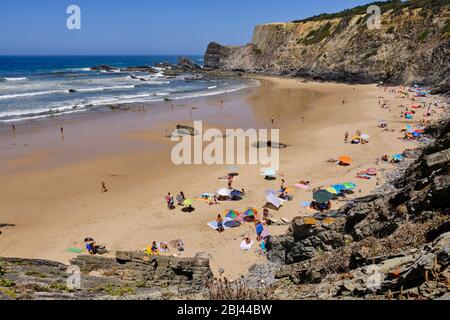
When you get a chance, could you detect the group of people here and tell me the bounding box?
[165,191,187,210]
[84,237,108,255]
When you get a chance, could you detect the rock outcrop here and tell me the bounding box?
[0,251,212,300]
[204,0,450,88]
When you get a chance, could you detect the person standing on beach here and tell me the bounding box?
[344,131,349,143]
[227,176,233,189]
[101,180,108,193]
[271,116,274,124]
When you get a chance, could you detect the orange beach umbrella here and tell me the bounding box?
[338,156,352,165]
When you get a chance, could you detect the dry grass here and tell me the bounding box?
[206,276,274,300]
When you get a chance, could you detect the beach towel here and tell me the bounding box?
[295,183,309,190]
[207,218,233,230]
[266,193,286,209]
[301,201,312,208]
[66,247,83,254]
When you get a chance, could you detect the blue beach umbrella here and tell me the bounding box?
[262,168,276,177]
[392,154,404,161]
[332,184,346,193]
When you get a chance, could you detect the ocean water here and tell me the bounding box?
[0,56,255,123]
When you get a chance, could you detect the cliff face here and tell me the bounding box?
[204,2,450,87]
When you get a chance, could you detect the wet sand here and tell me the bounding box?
[0,77,445,279]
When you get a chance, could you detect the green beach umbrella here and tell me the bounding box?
[313,190,333,203]
[183,199,193,206]
[342,182,356,190]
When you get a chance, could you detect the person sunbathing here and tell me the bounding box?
[84,237,107,255]
[240,235,253,251]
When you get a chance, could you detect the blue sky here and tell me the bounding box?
[0,0,380,55]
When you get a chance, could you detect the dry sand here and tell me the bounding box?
[0,76,445,279]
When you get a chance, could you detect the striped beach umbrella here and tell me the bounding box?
[224,209,240,219]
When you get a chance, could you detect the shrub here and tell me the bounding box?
[0,278,15,287]
[298,22,333,45]
[206,276,274,300]
[418,30,428,42]
[443,20,450,38]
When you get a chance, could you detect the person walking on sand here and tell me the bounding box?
[61,126,64,134]
[344,131,349,143]
[271,116,274,124]
[101,180,108,193]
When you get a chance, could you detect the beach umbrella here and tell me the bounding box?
[360,134,370,140]
[366,168,378,176]
[332,184,345,193]
[405,114,413,119]
[313,190,332,203]
[412,132,421,138]
[243,208,258,217]
[392,154,404,161]
[217,188,231,197]
[342,182,357,190]
[224,220,241,228]
[325,187,338,194]
[338,156,352,165]
[262,168,276,177]
[230,189,243,198]
[224,209,240,219]
[183,199,193,206]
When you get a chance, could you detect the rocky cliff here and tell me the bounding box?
[0,251,212,300]
[267,116,450,299]
[204,0,450,88]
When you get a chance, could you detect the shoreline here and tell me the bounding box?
[0,75,447,279]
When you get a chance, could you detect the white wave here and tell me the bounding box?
[0,90,66,100]
[3,77,27,81]
[77,85,135,93]
[208,86,217,90]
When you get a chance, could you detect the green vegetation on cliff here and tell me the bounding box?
[292,0,450,23]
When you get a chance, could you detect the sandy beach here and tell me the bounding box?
[0,76,445,279]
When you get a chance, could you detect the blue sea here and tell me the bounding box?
[0,56,254,123]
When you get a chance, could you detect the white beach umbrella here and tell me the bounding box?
[217,188,231,197]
